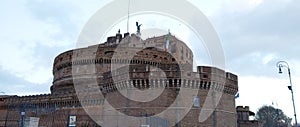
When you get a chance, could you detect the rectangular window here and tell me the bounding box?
[193,96,200,107]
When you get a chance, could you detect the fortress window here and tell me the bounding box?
[193,96,200,107]
[137,80,141,86]
[169,79,173,87]
[203,74,208,79]
[187,80,190,87]
[191,80,195,88]
[104,51,115,55]
[133,80,137,87]
[199,81,203,88]
[159,79,163,86]
[174,79,178,87]
[141,80,146,88]
[153,55,158,58]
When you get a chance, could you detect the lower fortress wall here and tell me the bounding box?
[0,97,99,127]
[0,87,237,127]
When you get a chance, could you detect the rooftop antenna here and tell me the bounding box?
[127,0,131,33]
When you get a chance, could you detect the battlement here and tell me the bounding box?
[197,66,238,89]
[104,32,131,46]
[236,106,250,112]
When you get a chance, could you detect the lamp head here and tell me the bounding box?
[278,65,283,74]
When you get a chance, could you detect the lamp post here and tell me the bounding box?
[276,61,298,127]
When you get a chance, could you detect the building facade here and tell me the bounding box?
[0,33,241,127]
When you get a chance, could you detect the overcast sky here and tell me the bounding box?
[1,0,300,123]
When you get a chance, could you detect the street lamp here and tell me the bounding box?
[276,61,298,127]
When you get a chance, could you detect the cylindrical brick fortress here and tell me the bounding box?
[0,33,239,127]
[50,33,238,127]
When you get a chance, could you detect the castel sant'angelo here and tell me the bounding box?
[0,28,260,127]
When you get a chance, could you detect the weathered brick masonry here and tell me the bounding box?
[0,33,240,127]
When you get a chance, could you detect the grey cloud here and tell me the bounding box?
[210,0,300,77]
[0,69,50,95]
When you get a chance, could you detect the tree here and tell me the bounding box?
[255,105,292,127]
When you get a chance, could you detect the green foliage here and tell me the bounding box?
[255,105,292,127]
